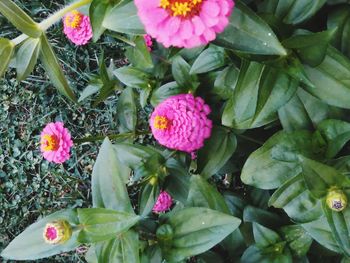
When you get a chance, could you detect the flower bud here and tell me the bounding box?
[43,220,72,244]
[326,189,348,212]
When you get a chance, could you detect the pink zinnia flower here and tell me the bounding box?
[43,220,72,244]
[135,0,235,48]
[144,34,153,51]
[40,122,73,164]
[150,94,212,153]
[63,10,93,46]
[153,191,173,213]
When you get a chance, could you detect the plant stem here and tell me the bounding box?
[12,0,92,45]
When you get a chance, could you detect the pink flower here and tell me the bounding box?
[63,10,93,46]
[135,0,235,48]
[43,220,72,244]
[144,34,153,51]
[40,122,73,164]
[150,94,212,153]
[153,191,173,213]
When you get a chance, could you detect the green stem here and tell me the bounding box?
[12,0,92,45]
[74,131,150,144]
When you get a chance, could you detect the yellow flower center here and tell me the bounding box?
[160,0,204,18]
[42,134,59,151]
[154,116,170,130]
[64,10,83,29]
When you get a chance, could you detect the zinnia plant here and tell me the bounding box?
[1,0,350,262]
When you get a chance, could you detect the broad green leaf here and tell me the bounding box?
[303,46,350,109]
[85,245,98,263]
[94,230,140,263]
[212,65,239,100]
[16,37,41,81]
[215,2,286,56]
[283,29,336,66]
[253,223,281,248]
[172,55,199,92]
[113,66,150,89]
[39,34,76,102]
[0,0,41,38]
[241,131,319,189]
[190,45,227,74]
[78,79,103,102]
[125,36,153,70]
[243,206,283,228]
[139,183,159,216]
[224,193,247,218]
[197,126,237,179]
[92,138,133,213]
[186,175,230,213]
[302,216,342,253]
[162,207,241,262]
[317,119,350,158]
[328,6,350,58]
[1,209,80,260]
[322,200,350,257]
[299,157,350,198]
[280,225,313,257]
[241,245,292,263]
[103,1,145,35]
[258,0,327,25]
[90,0,110,41]
[150,81,187,107]
[117,87,137,133]
[0,38,14,76]
[140,245,162,263]
[77,208,140,243]
[269,174,323,223]
[222,62,298,129]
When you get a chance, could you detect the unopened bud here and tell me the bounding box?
[43,220,72,244]
[326,189,348,212]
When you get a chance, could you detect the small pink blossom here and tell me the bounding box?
[40,122,73,164]
[63,10,93,46]
[150,94,212,154]
[135,0,235,48]
[144,34,153,51]
[153,191,173,213]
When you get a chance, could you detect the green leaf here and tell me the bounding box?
[117,87,137,133]
[125,36,153,70]
[303,46,350,109]
[94,230,140,263]
[317,119,350,158]
[214,2,287,56]
[0,38,14,77]
[241,245,292,263]
[77,208,140,243]
[299,157,350,198]
[0,0,42,38]
[16,37,41,81]
[78,79,103,102]
[162,207,241,262]
[39,34,76,102]
[1,209,80,260]
[92,138,134,213]
[282,29,336,66]
[212,65,239,100]
[322,200,350,256]
[113,66,150,89]
[139,183,159,216]
[280,225,313,257]
[258,0,327,25]
[85,245,98,263]
[103,1,145,35]
[241,131,318,189]
[90,0,110,41]
[302,216,342,253]
[243,206,283,229]
[190,45,227,74]
[186,175,230,213]
[172,55,199,92]
[222,62,298,129]
[269,174,323,223]
[150,81,187,106]
[253,223,281,248]
[197,126,237,179]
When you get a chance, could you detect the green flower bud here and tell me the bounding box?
[156,224,173,242]
[326,189,348,212]
[43,220,72,244]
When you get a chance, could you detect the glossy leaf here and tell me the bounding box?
[139,183,159,216]
[0,38,14,77]
[243,206,283,229]
[113,66,150,89]
[197,126,236,179]
[1,209,80,260]
[103,1,145,35]
[125,36,153,70]
[280,225,313,257]
[92,138,134,213]
[90,0,110,41]
[190,45,227,74]
[117,87,137,133]
[172,55,199,92]
[241,245,292,263]
[151,81,187,106]
[215,2,287,56]
[212,65,239,100]
[253,223,281,248]
[39,34,76,102]
[16,37,41,81]
[77,208,140,243]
